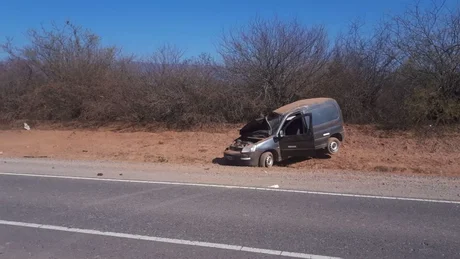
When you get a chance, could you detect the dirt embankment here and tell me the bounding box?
[0,124,459,176]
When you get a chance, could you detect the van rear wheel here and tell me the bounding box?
[259,152,274,167]
[326,137,340,155]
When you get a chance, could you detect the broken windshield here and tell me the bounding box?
[266,112,282,133]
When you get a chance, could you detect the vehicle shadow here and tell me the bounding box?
[315,152,332,160]
[277,152,331,167]
[213,152,331,167]
[212,157,230,166]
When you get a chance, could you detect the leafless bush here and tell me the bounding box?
[389,0,460,125]
[219,17,329,113]
[1,1,459,129]
[320,0,460,127]
[320,20,398,123]
[110,45,234,127]
[0,59,39,120]
[1,21,121,120]
[3,21,118,84]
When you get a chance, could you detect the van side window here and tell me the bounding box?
[282,113,305,135]
[312,104,339,126]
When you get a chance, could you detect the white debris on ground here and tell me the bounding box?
[269,184,279,188]
[24,123,31,130]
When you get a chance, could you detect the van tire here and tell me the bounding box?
[326,137,340,155]
[259,152,274,167]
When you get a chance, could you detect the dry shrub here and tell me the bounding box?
[0,1,459,129]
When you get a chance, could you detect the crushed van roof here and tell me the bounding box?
[273,98,334,114]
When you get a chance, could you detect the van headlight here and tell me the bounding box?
[242,144,257,153]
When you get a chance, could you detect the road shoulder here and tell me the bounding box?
[1,157,459,201]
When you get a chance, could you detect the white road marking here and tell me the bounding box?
[1,172,459,204]
[0,219,340,259]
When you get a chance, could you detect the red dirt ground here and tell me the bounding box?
[0,123,459,175]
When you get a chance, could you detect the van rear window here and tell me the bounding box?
[312,104,339,126]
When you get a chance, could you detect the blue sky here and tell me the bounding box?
[1,0,458,59]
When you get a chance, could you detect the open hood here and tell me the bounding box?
[239,111,283,138]
[239,117,272,137]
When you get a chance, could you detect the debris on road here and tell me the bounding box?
[23,123,31,130]
[97,173,103,176]
[269,184,280,188]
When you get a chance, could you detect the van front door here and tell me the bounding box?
[278,113,315,159]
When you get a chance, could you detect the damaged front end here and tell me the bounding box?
[227,138,258,153]
[223,112,281,166]
[223,137,261,166]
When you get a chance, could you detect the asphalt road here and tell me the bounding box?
[0,173,459,259]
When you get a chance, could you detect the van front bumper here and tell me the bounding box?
[223,150,260,166]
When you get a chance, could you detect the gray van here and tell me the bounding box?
[223,98,345,167]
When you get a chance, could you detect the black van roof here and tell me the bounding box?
[273,98,336,115]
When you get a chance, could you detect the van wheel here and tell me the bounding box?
[259,152,274,167]
[326,137,340,155]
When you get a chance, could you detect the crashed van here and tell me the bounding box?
[223,98,345,167]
